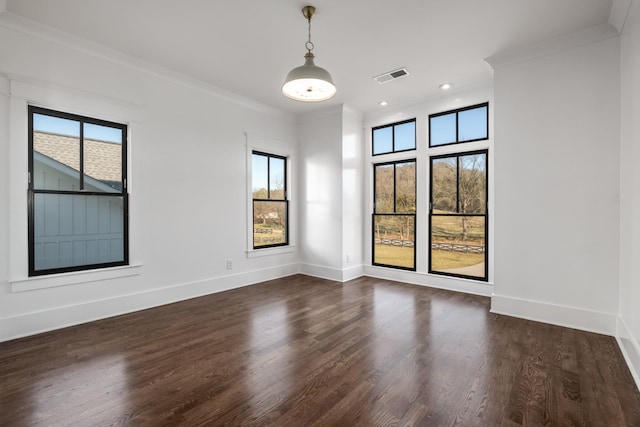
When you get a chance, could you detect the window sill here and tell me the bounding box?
[246,245,295,258]
[10,263,143,293]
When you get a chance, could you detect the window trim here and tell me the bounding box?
[244,134,295,257]
[372,158,417,271]
[27,105,129,277]
[428,102,489,148]
[372,118,417,156]
[428,149,488,281]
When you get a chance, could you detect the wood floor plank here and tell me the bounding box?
[1,274,639,426]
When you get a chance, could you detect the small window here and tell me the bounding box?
[372,159,416,270]
[429,103,488,147]
[28,106,128,276]
[252,151,288,249]
[372,119,416,155]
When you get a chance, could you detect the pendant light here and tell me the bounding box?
[282,5,336,102]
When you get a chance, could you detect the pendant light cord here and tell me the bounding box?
[305,15,314,54]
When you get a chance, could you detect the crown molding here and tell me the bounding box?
[0,11,296,123]
[485,23,619,70]
[297,103,344,125]
[363,79,493,125]
[610,0,634,34]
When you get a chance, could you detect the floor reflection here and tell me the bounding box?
[245,302,292,420]
[32,353,130,425]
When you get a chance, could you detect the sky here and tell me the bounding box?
[252,154,285,194]
[33,113,124,143]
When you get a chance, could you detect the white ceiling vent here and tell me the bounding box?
[374,68,409,84]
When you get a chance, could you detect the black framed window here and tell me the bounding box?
[372,159,416,270]
[28,106,128,276]
[429,103,488,147]
[252,151,288,249]
[429,150,488,281]
[372,118,416,155]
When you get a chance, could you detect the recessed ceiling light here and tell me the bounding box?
[379,101,388,106]
[439,83,453,90]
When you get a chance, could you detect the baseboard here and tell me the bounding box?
[0,263,299,342]
[299,262,364,282]
[342,264,365,282]
[616,316,640,390]
[363,265,494,297]
[490,294,617,336]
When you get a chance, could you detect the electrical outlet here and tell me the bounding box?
[226,260,232,269]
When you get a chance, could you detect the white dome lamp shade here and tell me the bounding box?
[282,6,336,102]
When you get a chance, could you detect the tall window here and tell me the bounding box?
[252,151,288,249]
[429,150,487,280]
[28,106,128,276]
[372,118,416,155]
[373,160,416,270]
[429,103,488,147]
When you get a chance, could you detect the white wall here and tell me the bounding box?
[0,16,299,341]
[489,25,621,334]
[618,0,640,386]
[0,75,9,323]
[342,106,364,280]
[297,105,365,282]
[298,106,345,280]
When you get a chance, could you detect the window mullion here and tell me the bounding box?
[266,157,271,199]
[456,156,460,213]
[79,121,85,190]
[391,124,395,153]
[393,164,397,213]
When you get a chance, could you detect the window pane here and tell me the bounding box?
[252,154,268,199]
[33,115,81,190]
[458,153,487,214]
[458,105,488,141]
[395,162,415,213]
[33,113,80,138]
[430,216,485,278]
[269,156,285,200]
[84,123,123,143]
[394,121,415,151]
[253,200,287,247]
[83,123,122,193]
[431,157,457,213]
[430,113,456,146]
[374,164,395,213]
[373,126,393,155]
[373,215,415,269]
[33,193,125,271]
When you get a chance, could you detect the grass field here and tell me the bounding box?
[374,244,414,269]
[431,250,484,271]
[374,244,484,272]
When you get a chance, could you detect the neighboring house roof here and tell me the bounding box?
[34,131,122,185]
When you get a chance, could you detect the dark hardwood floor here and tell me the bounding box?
[1,275,639,426]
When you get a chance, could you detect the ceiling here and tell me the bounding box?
[4,0,614,115]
